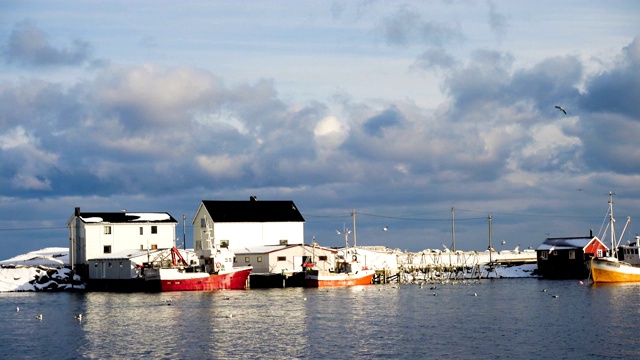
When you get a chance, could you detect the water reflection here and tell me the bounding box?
[4,280,640,359]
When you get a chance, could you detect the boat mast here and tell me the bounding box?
[609,191,616,258]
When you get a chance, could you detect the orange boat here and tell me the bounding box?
[590,192,640,283]
[305,252,375,287]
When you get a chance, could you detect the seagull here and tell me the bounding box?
[555,105,567,114]
[382,226,389,231]
[227,312,234,318]
[36,314,43,321]
[16,307,19,312]
[75,314,83,320]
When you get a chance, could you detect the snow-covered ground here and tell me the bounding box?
[0,248,84,292]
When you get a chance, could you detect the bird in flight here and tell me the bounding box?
[555,105,567,114]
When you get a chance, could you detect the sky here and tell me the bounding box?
[1,1,640,260]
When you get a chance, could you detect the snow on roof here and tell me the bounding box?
[536,237,594,251]
[126,213,171,221]
[80,216,103,223]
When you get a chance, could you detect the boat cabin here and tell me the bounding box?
[617,236,640,266]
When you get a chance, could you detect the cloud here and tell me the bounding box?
[487,1,508,38]
[380,5,464,47]
[3,21,92,67]
[580,35,640,118]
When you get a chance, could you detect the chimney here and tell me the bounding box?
[250,196,257,202]
[75,207,81,216]
[590,229,593,238]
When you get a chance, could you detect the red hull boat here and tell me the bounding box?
[147,266,252,291]
[144,246,252,292]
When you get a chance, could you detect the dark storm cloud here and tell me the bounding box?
[580,36,640,118]
[508,56,583,114]
[363,107,403,137]
[3,21,92,67]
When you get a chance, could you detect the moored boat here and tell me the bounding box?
[304,228,375,287]
[144,220,252,291]
[590,192,639,284]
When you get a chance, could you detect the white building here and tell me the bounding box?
[235,244,337,274]
[192,197,305,253]
[67,207,178,277]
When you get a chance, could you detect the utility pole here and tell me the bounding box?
[183,214,186,250]
[451,207,456,252]
[352,209,357,248]
[488,215,493,263]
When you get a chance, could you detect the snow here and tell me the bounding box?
[80,216,103,223]
[0,248,83,292]
[127,213,171,221]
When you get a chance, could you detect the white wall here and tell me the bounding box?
[83,223,176,261]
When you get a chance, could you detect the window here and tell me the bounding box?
[104,226,112,235]
[151,244,158,250]
[119,261,123,268]
[277,256,286,261]
[245,256,250,263]
[319,256,328,261]
[552,250,557,256]
[140,227,143,235]
[540,251,548,260]
[257,256,262,263]
[220,240,229,248]
[195,241,202,250]
[104,245,112,254]
[201,218,206,228]
[597,249,603,257]
[569,250,575,260]
[279,240,288,245]
[151,226,157,234]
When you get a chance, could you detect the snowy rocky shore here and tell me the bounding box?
[0,248,86,292]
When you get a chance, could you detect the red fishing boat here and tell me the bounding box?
[144,221,251,291]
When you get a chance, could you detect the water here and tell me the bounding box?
[1,279,639,359]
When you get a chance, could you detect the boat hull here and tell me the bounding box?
[590,258,640,283]
[146,267,252,291]
[304,270,375,287]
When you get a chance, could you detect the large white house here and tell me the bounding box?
[192,197,305,252]
[67,207,178,277]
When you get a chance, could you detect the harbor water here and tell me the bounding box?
[2,279,639,359]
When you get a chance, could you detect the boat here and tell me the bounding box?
[144,221,252,291]
[589,192,640,283]
[304,255,375,287]
[304,226,375,287]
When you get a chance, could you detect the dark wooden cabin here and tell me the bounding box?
[536,236,608,279]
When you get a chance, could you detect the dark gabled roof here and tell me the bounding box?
[201,200,305,223]
[77,212,178,224]
[536,236,594,251]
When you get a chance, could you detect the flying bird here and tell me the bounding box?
[555,105,567,114]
